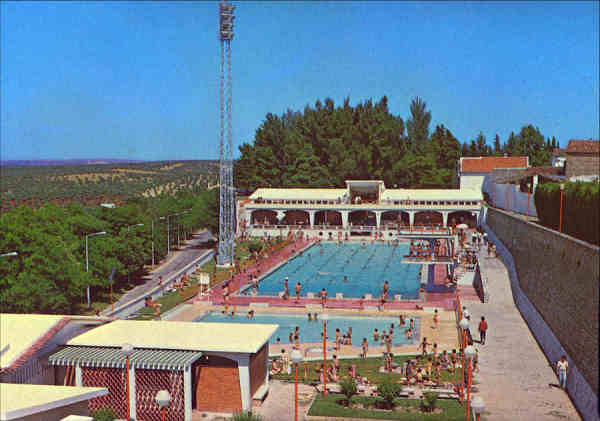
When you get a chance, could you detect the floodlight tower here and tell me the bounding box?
[218,1,235,267]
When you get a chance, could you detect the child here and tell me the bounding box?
[361,338,368,358]
[433,309,439,329]
[373,328,380,342]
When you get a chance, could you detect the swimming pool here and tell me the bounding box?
[196,311,420,347]
[243,242,421,299]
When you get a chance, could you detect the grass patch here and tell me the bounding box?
[308,394,465,420]
[272,355,461,386]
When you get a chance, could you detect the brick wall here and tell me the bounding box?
[486,208,599,394]
[565,154,600,179]
[194,355,242,413]
[249,344,267,396]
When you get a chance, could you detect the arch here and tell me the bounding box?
[281,210,309,226]
[448,211,476,227]
[315,210,342,226]
[381,211,400,229]
[251,210,278,225]
[349,210,376,226]
[414,211,443,226]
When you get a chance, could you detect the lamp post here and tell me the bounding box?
[291,349,303,421]
[152,217,166,266]
[458,317,469,403]
[155,390,171,421]
[321,312,329,396]
[121,343,134,421]
[471,396,485,421]
[559,183,565,233]
[464,345,476,421]
[126,224,144,285]
[526,182,531,221]
[0,252,18,258]
[85,231,107,308]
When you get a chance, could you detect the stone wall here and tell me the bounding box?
[485,207,599,417]
[566,153,600,179]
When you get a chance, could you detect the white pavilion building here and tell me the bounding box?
[239,180,483,238]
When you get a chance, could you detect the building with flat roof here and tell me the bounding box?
[48,319,278,420]
[0,314,109,385]
[240,180,484,239]
[0,383,107,421]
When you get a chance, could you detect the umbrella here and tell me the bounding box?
[456,223,469,230]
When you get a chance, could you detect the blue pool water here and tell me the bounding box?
[196,311,419,347]
[243,242,421,299]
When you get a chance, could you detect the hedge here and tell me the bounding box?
[534,181,599,246]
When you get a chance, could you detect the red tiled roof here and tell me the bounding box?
[460,156,528,173]
[566,140,599,154]
[552,148,566,157]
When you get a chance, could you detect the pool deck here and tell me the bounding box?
[172,304,460,359]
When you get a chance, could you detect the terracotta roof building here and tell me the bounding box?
[458,156,529,191]
[565,140,599,180]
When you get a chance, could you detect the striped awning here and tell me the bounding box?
[49,346,202,370]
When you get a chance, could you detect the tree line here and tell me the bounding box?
[0,189,218,314]
[234,96,556,189]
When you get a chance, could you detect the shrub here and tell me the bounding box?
[421,391,439,412]
[339,377,358,406]
[231,411,264,421]
[92,408,116,421]
[376,378,403,409]
[534,181,599,245]
[247,241,264,253]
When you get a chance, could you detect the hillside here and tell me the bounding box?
[1,160,219,210]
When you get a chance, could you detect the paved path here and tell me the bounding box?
[254,380,316,421]
[468,252,580,420]
[103,230,214,314]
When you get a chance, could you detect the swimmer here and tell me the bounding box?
[343,275,348,283]
[308,313,312,321]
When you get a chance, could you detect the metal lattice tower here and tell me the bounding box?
[218,1,235,267]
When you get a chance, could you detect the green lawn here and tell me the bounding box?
[308,394,466,421]
[272,355,461,386]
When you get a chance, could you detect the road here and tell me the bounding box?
[103,230,215,314]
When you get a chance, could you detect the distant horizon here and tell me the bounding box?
[1,2,598,161]
[0,158,220,166]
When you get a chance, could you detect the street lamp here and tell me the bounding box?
[121,343,134,420]
[126,224,145,285]
[321,312,329,396]
[559,183,565,233]
[155,390,171,421]
[291,349,303,421]
[85,231,107,308]
[152,217,166,266]
[526,182,532,221]
[0,252,18,258]
[458,317,469,402]
[471,396,485,421]
[464,345,476,421]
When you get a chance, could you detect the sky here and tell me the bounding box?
[1,1,598,161]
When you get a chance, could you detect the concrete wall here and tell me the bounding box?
[460,173,486,190]
[19,401,88,421]
[487,182,538,218]
[484,207,599,420]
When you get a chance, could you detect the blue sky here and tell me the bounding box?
[1,1,598,160]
